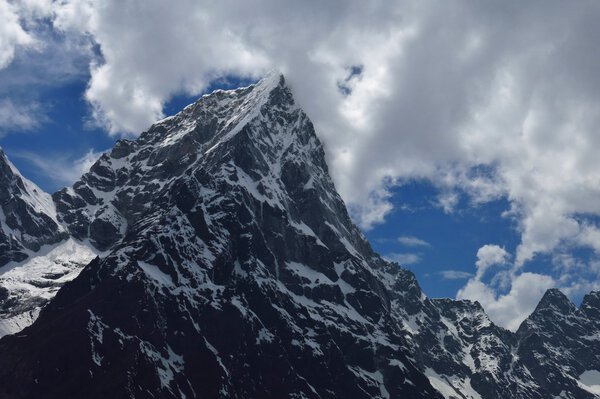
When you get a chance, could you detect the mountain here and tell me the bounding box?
[0,73,598,398]
[515,289,600,398]
[0,238,97,336]
[0,150,96,336]
[0,149,66,265]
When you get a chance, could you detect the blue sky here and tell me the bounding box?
[2,0,600,330]
[366,183,518,298]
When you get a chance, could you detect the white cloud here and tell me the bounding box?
[384,252,422,265]
[457,244,553,330]
[398,236,431,247]
[475,245,509,279]
[0,99,46,134]
[436,191,460,214]
[0,0,35,69]
[53,0,271,135]
[14,149,102,186]
[457,242,600,329]
[439,270,473,280]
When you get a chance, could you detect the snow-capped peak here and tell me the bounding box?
[0,150,61,226]
[0,150,66,266]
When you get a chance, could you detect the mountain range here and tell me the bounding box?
[0,72,598,398]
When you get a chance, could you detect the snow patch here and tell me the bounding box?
[138,261,174,287]
[425,368,482,399]
[0,239,98,337]
[578,370,600,395]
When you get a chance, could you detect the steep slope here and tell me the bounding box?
[388,271,546,399]
[0,73,442,398]
[0,149,66,266]
[0,151,97,337]
[516,289,600,398]
[0,238,98,337]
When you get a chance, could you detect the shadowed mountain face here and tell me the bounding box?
[0,74,599,399]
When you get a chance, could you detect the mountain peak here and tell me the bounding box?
[0,71,444,399]
[0,150,66,266]
[254,68,285,90]
[580,290,600,319]
[0,148,17,179]
[534,288,576,315]
[135,70,293,156]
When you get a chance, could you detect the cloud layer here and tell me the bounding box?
[3,0,600,328]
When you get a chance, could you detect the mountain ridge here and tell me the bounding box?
[0,73,598,398]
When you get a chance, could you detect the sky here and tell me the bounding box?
[1,0,600,331]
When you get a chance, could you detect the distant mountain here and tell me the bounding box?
[0,73,598,398]
[0,150,96,336]
[0,149,66,265]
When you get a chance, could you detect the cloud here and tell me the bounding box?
[457,244,547,330]
[0,0,35,69]
[384,252,422,265]
[0,99,47,134]
[475,245,509,279]
[52,0,271,135]
[13,149,102,186]
[398,235,431,247]
[439,270,473,280]
[456,242,600,330]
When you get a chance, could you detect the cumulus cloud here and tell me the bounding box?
[475,245,509,279]
[457,242,600,329]
[457,244,538,329]
[0,0,35,69]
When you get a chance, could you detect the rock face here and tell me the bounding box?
[0,150,66,266]
[0,73,599,399]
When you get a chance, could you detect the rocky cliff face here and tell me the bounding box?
[515,290,600,398]
[0,151,91,336]
[0,150,66,266]
[0,73,598,399]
